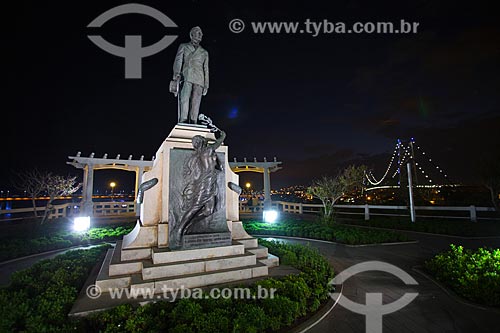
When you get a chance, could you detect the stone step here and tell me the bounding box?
[152,244,245,265]
[247,245,269,259]
[96,249,132,291]
[105,240,152,262]
[146,262,269,294]
[121,248,152,261]
[259,254,279,268]
[96,251,272,294]
[142,252,257,280]
[235,237,258,249]
[109,242,145,276]
[130,274,154,294]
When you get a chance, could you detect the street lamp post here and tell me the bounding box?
[110,182,116,200]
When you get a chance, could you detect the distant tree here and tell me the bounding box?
[308,165,367,223]
[13,170,81,223]
[41,173,81,224]
[480,154,500,212]
[13,169,46,217]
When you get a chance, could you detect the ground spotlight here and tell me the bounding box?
[73,216,90,232]
[263,210,278,223]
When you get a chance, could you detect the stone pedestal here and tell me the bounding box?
[92,124,278,299]
[121,124,240,249]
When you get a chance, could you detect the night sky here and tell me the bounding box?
[3,0,499,193]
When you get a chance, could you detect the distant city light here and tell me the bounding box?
[263,210,278,223]
[73,216,90,231]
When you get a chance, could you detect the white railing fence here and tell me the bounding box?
[0,201,136,221]
[1,200,496,222]
[239,201,497,222]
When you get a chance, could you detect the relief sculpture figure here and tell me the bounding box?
[175,126,226,244]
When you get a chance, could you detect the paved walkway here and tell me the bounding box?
[270,231,500,333]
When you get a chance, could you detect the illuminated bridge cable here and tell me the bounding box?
[366,143,399,185]
[367,139,451,187]
[414,144,450,184]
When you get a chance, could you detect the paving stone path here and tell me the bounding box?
[271,231,500,333]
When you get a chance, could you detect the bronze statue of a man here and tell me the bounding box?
[172,26,209,124]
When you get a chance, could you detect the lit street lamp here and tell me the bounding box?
[110,182,116,198]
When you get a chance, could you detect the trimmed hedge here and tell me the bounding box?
[0,224,134,262]
[425,244,500,306]
[1,240,334,332]
[0,245,111,332]
[243,220,409,245]
[80,239,334,332]
[342,218,500,237]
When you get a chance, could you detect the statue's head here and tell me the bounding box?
[190,26,203,45]
[192,135,207,150]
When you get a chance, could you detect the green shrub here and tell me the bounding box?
[170,298,203,325]
[0,245,110,332]
[193,308,231,333]
[2,238,334,332]
[260,295,299,330]
[425,244,500,306]
[0,223,134,262]
[342,218,500,237]
[243,219,408,245]
[232,303,270,333]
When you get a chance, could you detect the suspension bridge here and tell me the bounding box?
[365,138,454,221]
[366,138,451,188]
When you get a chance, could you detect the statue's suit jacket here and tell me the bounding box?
[173,43,209,89]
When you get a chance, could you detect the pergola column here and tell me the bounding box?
[229,159,282,212]
[82,164,94,216]
[263,167,271,210]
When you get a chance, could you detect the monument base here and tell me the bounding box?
[92,223,278,298]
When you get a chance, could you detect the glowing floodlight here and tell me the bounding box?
[263,210,278,223]
[73,216,90,232]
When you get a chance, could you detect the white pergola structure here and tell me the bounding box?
[67,152,153,216]
[229,157,282,210]
[68,152,282,215]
